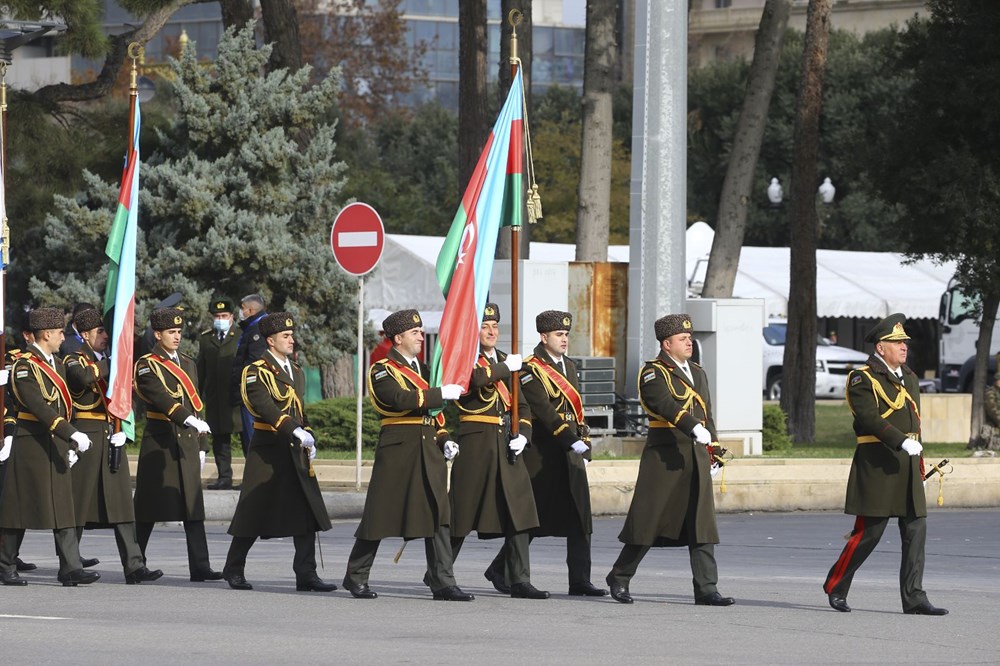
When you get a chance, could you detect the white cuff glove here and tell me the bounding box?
[308,445,317,461]
[570,440,589,455]
[0,436,11,463]
[901,438,922,456]
[70,431,92,453]
[293,427,316,449]
[0,369,8,386]
[691,424,712,445]
[503,354,522,372]
[68,450,79,468]
[440,384,463,401]
[184,415,212,435]
[443,440,459,460]
[710,462,722,478]
[110,432,127,448]
[508,434,527,456]
[199,450,206,472]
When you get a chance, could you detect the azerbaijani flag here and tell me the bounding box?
[431,69,524,390]
[103,100,141,440]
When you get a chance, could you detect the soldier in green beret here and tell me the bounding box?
[823,313,948,615]
[606,313,733,606]
[197,297,241,490]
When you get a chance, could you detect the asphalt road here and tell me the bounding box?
[3,510,997,664]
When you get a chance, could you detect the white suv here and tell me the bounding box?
[762,320,869,400]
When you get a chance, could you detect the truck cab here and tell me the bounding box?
[939,278,1000,392]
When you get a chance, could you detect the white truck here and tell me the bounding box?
[762,320,869,400]
[938,277,1000,392]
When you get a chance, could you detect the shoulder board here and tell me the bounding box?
[138,353,154,362]
[252,359,268,367]
[375,358,390,366]
[690,360,702,369]
[179,352,194,361]
[200,329,212,336]
[523,355,535,363]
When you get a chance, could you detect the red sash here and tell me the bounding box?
[385,359,446,428]
[26,355,73,419]
[525,356,585,422]
[147,355,204,411]
[478,355,512,409]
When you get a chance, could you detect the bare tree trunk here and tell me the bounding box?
[969,291,1000,448]
[701,0,791,297]
[321,356,356,398]
[781,0,830,444]
[260,0,303,73]
[459,1,489,192]
[497,0,533,260]
[575,0,618,261]
[220,0,255,31]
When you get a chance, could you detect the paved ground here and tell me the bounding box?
[3,509,997,664]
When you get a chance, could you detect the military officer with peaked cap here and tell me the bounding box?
[343,309,474,601]
[222,312,335,592]
[487,310,607,597]
[431,303,548,599]
[606,313,733,606]
[0,307,100,586]
[133,307,223,582]
[197,297,241,490]
[823,313,948,615]
[64,307,163,584]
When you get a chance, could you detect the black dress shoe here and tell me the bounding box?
[81,557,100,568]
[828,593,851,613]
[484,568,510,595]
[224,573,254,590]
[207,479,233,490]
[904,601,949,616]
[607,578,633,604]
[296,575,337,592]
[510,582,550,599]
[58,569,101,587]
[15,558,37,572]
[190,569,225,582]
[695,591,735,606]
[432,585,475,601]
[568,581,609,597]
[0,570,27,586]
[125,567,164,585]
[342,581,378,599]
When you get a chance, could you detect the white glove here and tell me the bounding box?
[901,438,922,456]
[0,436,11,463]
[68,449,78,468]
[440,384,463,401]
[308,445,317,461]
[508,434,527,455]
[199,450,206,472]
[443,440,459,460]
[70,431,92,453]
[293,427,316,449]
[570,440,589,455]
[691,424,711,445]
[710,462,722,478]
[184,415,212,435]
[503,354,522,372]
[0,369,8,386]
[110,432,127,448]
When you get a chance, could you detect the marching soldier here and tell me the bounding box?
[0,307,99,586]
[197,297,241,490]
[222,313,335,592]
[606,314,734,606]
[488,310,607,597]
[434,303,548,599]
[823,313,948,615]
[343,309,473,601]
[64,308,163,584]
[133,307,223,582]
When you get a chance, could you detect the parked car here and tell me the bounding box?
[762,321,868,400]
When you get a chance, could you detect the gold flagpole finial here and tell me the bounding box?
[127,42,144,96]
[508,9,522,65]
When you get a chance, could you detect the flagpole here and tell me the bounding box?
[127,43,140,166]
[508,10,522,447]
[0,62,8,422]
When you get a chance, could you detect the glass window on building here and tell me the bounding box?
[553,27,584,56]
[534,27,554,56]
[436,20,457,50]
[403,0,457,18]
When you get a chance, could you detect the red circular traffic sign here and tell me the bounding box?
[330,202,385,276]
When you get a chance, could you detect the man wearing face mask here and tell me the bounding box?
[198,297,241,490]
[231,294,269,458]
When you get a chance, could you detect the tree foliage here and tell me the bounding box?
[29,24,357,364]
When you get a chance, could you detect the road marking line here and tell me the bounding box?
[338,231,379,247]
[0,614,70,621]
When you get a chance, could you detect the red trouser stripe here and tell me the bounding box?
[825,516,865,593]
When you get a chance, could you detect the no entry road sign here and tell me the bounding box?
[330,202,385,276]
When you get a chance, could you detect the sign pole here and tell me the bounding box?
[355,276,364,491]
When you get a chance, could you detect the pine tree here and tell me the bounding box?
[31,23,356,367]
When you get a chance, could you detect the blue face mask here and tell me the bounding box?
[213,318,231,334]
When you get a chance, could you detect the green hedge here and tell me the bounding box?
[762,403,793,452]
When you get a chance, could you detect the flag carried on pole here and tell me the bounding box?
[431,69,524,390]
[0,121,8,332]
[103,100,141,440]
